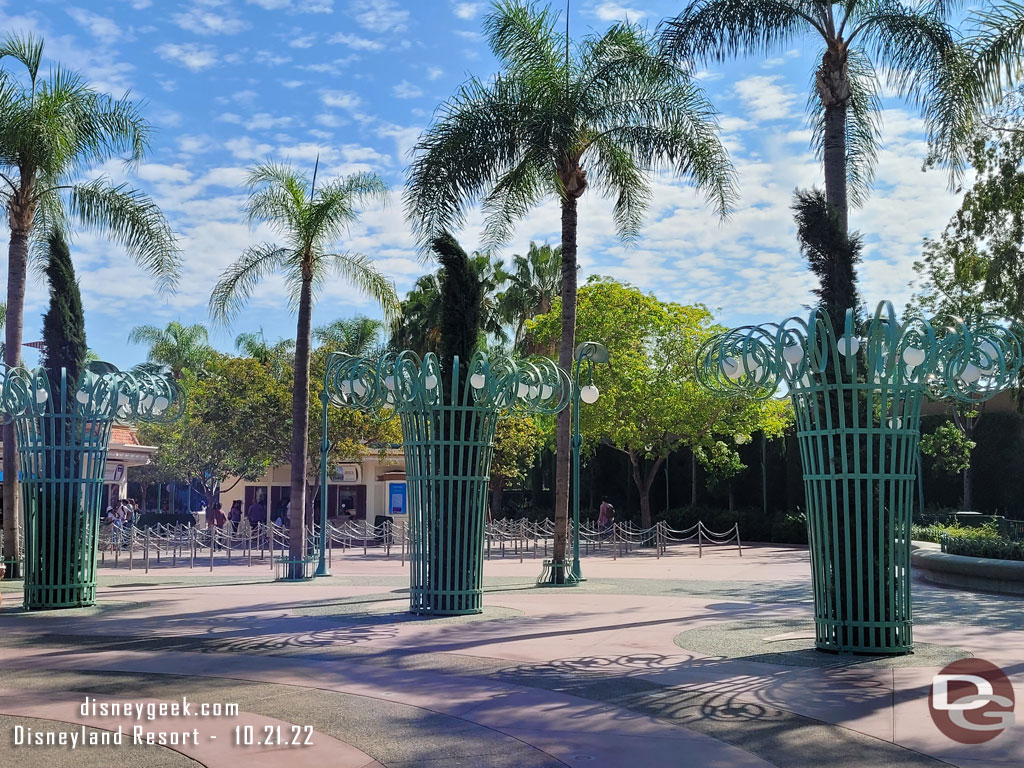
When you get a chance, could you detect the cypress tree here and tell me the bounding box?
[41,232,88,407]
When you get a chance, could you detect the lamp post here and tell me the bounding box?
[315,388,331,577]
[571,341,608,582]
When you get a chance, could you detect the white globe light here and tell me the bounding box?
[384,375,396,391]
[580,384,599,404]
[540,384,553,399]
[838,335,860,356]
[75,389,89,404]
[960,363,981,384]
[980,339,998,358]
[902,346,926,367]
[154,396,169,411]
[340,381,352,395]
[722,357,741,379]
[353,380,367,397]
[470,373,486,389]
[424,374,438,390]
[783,344,803,365]
[517,382,529,398]
[116,392,129,407]
[529,385,539,398]
[36,389,49,404]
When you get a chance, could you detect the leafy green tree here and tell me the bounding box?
[0,34,179,573]
[528,278,791,527]
[406,1,735,565]
[210,162,399,571]
[497,242,563,351]
[663,0,972,236]
[128,322,213,379]
[968,2,1024,104]
[921,421,976,478]
[235,329,295,382]
[136,354,292,507]
[490,414,544,517]
[314,316,385,355]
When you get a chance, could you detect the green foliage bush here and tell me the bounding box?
[912,521,1002,543]
[941,536,1024,562]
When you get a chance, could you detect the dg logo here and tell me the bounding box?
[930,658,1016,744]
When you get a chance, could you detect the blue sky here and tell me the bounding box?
[1,0,967,368]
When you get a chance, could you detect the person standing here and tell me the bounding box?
[228,500,242,534]
[598,497,615,536]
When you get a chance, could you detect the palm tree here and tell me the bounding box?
[497,241,563,349]
[0,34,179,574]
[210,161,399,576]
[661,1,973,236]
[128,322,212,379]
[235,329,295,381]
[314,316,385,356]
[406,1,735,570]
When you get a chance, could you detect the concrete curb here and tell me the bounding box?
[911,540,1024,595]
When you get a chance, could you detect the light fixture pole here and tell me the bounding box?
[571,341,608,582]
[315,388,331,577]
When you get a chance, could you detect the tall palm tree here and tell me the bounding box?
[661,1,973,236]
[235,329,295,381]
[128,322,212,379]
[497,241,563,349]
[0,34,179,574]
[314,316,385,356]
[405,1,735,571]
[210,161,399,576]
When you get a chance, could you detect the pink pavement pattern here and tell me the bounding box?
[0,544,1021,768]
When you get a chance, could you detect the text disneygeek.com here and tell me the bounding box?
[9,696,314,749]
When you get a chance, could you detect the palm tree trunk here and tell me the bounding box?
[552,196,578,568]
[288,273,314,577]
[3,230,28,578]
[818,49,850,235]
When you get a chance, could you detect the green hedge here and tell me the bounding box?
[912,521,1002,543]
[941,535,1024,562]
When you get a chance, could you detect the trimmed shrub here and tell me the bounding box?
[941,535,1024,562]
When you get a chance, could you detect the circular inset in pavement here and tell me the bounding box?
[675,619,972,668]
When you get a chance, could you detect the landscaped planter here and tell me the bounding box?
[698,303,1018,654]
[1,364,180,609]
[327,351,568,615]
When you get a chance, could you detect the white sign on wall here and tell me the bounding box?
[334,464,360,483]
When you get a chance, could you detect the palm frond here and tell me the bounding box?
[319,252,401,322]
[307,172,389,245]
[660,0,823,63]
[485,1,565,77]
[968,1,1024,102]
[0,31,44,84]
[209,243,290,325]
[67,179,181,294]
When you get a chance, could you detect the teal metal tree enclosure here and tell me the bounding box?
[1,363,181,609]
[326,350,569,615]
[697,303,1019,654]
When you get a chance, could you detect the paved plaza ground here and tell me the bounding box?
[0,543,1021,767]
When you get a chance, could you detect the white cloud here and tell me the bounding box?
[732,75,798,122]
[328,32,385,51]
[155,42,219,71]
[172,5,249,36]
[67,8,122,44]
[246,0,333,11]
[452,2,483,19]
[225,136,274,160]
[349,0,409,33]
[289,34,316,48]
[248,113,293,130]
[427,66,444,81]
[320,89,363,110]
[590,2,648,21]
[392,80,423,99]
